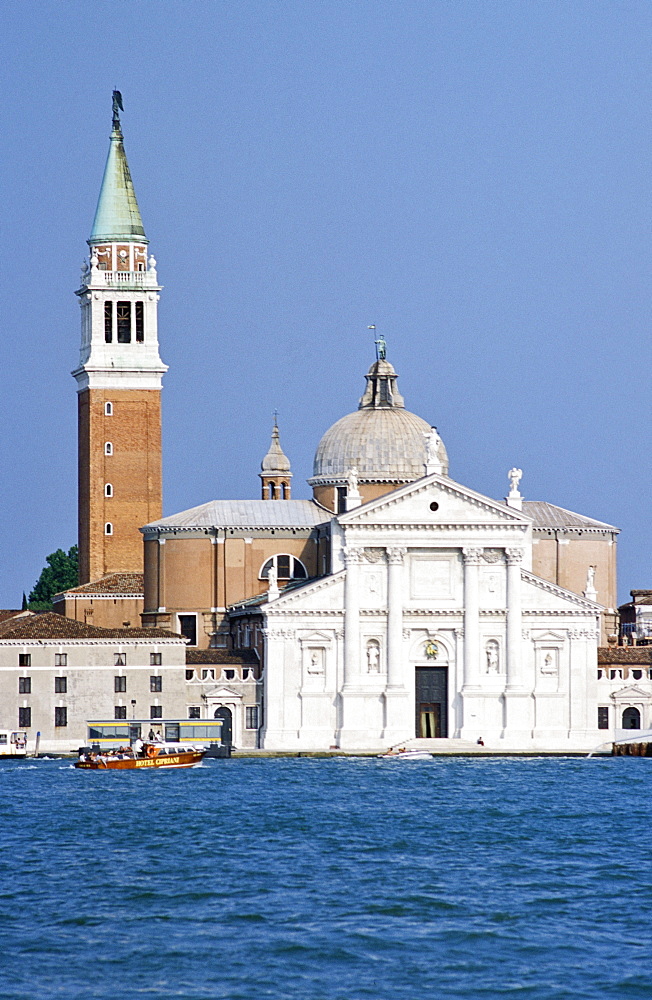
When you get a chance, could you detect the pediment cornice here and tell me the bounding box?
[338,473,532,526]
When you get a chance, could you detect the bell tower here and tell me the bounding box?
[74,92,167,584]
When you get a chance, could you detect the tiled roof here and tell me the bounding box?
[144,499,329,531]
[0,612,183,642]
[186,649,259,664]
[522,501,618,532]
[0,610,25,623]
[54,573,144,598]
[598,647,652,665]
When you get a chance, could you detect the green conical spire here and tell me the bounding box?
[89,94,147,243]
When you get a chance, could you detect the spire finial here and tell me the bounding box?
[112,90,123,132]
[273,408,279,429]
[368,324,386,361]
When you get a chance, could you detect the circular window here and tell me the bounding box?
[429,501,439,512]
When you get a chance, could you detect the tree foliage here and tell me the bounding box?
[28,546,78,609]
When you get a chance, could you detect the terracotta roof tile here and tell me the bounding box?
[54,573,144,598]
[598,647,652,665]
[0,612,183,642]
[186,648,259,664]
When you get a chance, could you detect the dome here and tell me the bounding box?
[313,406,435,479]
[311,355,448,483]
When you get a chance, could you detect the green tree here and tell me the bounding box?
[28,546,78,610]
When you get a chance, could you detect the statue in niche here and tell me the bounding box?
[307,649,324,674]
[485,641,499,674]
[366,643,380,673]
[540,651,557,675]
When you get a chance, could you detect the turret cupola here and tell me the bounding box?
[260,417,292,499]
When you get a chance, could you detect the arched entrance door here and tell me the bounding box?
[214,706,233,747]
[622,706,641,730]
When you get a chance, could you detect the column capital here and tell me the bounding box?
[462,546,484,565]
[505,547,524,565]
[344,546,364,565]
[386,546,407,565]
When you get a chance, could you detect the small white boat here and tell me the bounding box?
[377,748,433,761]
[0,731,28,758]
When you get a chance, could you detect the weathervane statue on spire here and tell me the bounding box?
[368,324,386,361]
[112,89,123,130]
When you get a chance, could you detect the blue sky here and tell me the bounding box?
[1,0,650,605]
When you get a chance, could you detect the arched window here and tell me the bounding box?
[281,482,288,499]
[105,483,113,498]
[259,554,308,581]
[105,522,113,536]
[623,707,641,729]
[105,442,113,456]
[105,402,113,416]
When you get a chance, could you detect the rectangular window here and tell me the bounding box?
[104,301,113,343]
[246,706,259,730]
[54,707,67,728]
[185,669,195,681]
[55,653,67,667]
[337,486,347,513]
[277,554,291,579]
[114,653,126,666]
[18,677,31,694]
[188,706,201,719]
[117,301,131,343]
[54,677,67,694]
[18,707,31,728]
[178,615,197,646]
[114,706,127,720]
[19,654,31,667]
[114,675,126,693]
[150,652,162,666]
[150,676,162,693]
[150,705,163,719]
[135,301,144,342]
[598,707,609,730]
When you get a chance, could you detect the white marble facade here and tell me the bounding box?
[258,473,602,751]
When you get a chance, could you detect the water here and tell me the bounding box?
[0,756,650,1000]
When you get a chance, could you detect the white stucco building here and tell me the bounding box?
[229,353,607,752]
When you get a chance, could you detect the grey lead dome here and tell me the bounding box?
[312,357,448,482]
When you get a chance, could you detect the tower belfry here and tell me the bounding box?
[74,93,167,584]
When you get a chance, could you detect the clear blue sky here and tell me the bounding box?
[1,0,650,606]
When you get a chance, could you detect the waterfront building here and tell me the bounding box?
[53,96,626,752]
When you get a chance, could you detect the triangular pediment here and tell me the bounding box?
[521,570,604,611]
[205,685,243,701]
[265,570,344,610]
[611,684,652,702]
[338,473,532,528]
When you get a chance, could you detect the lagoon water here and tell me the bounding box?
[0,755,650,1000]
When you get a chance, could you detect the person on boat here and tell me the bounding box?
[133,737,144,756]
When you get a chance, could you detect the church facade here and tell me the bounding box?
[55,96,630,752]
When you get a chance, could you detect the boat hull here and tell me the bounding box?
[75,750,204,770]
